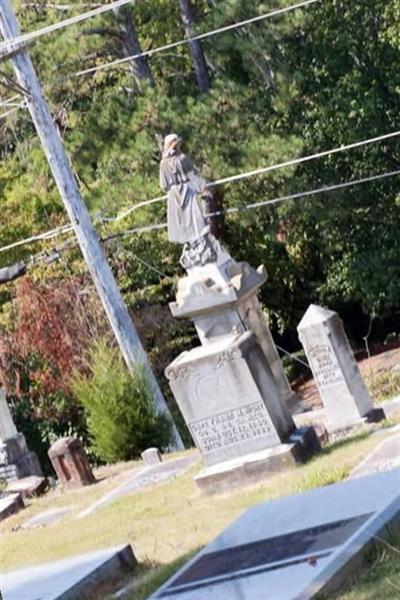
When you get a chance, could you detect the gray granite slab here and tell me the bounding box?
[22,506,72,529]
[78,453,198,518]
[349,434,400,479]
[0,493,24,521]
[1,544,136,600]
[150,469,400,600]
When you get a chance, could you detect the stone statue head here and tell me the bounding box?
[163,133,181,155]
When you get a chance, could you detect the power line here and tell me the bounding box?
[0,2,320,117]
[208,168,400,217]
[2,129,400,254]
[0,101,26,119]
[0,93,21,108]
[0,223,73,253]
[70,0,320,79]
[104,167,400,239]
[0,0,135,59]
[10,166,400,276]
[21,3,101,11]
[105,128,400,223]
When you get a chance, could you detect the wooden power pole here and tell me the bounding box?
[0,0,183,450]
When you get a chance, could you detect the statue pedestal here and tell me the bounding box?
[166,257,319,494]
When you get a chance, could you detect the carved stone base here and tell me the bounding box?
[166,332,296,468]
[0,433,43,482]
[195,426,320,496]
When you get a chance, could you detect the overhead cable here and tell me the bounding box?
[103,168,400,239]
[71,0,320,78]
[2,130,400,254]
[6,167,400,276]
[0,93,21,108]
[0,0,135,58]
[208,168,400,217]
[0,223,73,254]
[105,128,400,222]
[0,102,26,120]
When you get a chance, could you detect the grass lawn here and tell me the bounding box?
[2,424,400,599]
[325,536,400,599]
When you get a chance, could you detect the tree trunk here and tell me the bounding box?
[114,7,154,88]
[178,0,210,93]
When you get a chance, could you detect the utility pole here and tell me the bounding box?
[0,0,183,450]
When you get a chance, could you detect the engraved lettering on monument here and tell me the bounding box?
[308,344,343,390]
[189,402,276,461]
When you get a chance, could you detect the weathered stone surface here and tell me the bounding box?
[0,493,24,521]
[150,469,400,600]
[0,390,18,442]
[195,427,320,496]
[349,434,400,479]
[48,437,96,490]
[141,447,162,465]
[166,332,295,468]
[6,476,47,499]
[0,433,43,481]
[381,394,400,419]
[298,305,376,431]
[1,544,136,600]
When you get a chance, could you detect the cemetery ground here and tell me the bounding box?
[1,416,400,600]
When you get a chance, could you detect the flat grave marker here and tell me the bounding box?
[1,544,136,600]
[150,469,400,600]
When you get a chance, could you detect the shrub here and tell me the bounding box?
[72,341,172,463]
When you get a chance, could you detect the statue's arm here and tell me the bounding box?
[159,161,169,192]
[181,154,207,193]
[181,153,198,176]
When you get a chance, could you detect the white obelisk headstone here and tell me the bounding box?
[298,304,373,430]
[0,390,17,443]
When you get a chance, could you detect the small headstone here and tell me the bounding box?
[7,476,47,499]
[141,447,162,465]
[298,305,377,431]
[48,437,96,490]
[150,469,400,600]
[0,493,24,521]
[349,434,400,479]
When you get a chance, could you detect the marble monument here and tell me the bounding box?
[161,134,319,494]
[297,304,382,432]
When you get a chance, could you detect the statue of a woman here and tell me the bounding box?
[160,133,209,245]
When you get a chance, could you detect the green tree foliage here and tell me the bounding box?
[0,1,400,456]
[72,340,172,462]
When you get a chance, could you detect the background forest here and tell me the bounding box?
[1,0,400,467]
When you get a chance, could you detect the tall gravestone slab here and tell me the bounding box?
[0,391,42,482]
[150,469,400,600]
[297,305,378,431]
[166,257,319,494]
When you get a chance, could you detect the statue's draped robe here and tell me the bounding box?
[160,150,207,244]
